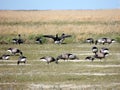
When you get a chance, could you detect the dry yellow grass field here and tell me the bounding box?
[0,10,120,41]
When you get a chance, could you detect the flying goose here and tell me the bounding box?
[43,33,72,44]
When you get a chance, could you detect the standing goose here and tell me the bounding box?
[40,56,58,64]
[12,34,24,45]
[7,48,23,56]
[0,54,10,60]
[86,38,94,44]
[17,56,27,65]
[105,38,115,44]
[43,33,72,44]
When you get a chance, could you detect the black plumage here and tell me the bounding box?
[85,56,94,61]
[43,33,71,44]
[35,37,42,44]
[12,34,24,44]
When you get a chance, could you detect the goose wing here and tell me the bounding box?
[60,34,72,39]
[43,35,56,40]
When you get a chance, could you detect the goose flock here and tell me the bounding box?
[86,38,115,45]
[0,34,116,65]
[85,46,109,61]
[0,47,26,65]
[85,37,115,62]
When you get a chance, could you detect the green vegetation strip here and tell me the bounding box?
[0,21,120,26]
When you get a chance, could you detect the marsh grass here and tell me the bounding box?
[0,10,120,43]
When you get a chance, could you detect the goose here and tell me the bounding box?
[56,53,79,60]
[94,52,108,60]
[43,33,72,44]
[68,53,79,60]
[17,56,27,65]
[35,37,42,44]
[7,48,23,56]
[105,38,115,44]
[100,47,109,54]
[17,38,24,45]
[12,34,24,44]
[56,53,69,60]
[40,56,58,64]
[85,56,94,61]
[95,38,106,45]
[86,38,94,44]
[92,46,98,54]
[12,38,18,44]
[0,54,10,60]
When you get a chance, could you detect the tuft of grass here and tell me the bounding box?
[116,36,120,43]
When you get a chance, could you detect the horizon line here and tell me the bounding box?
[0,8,119,11]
